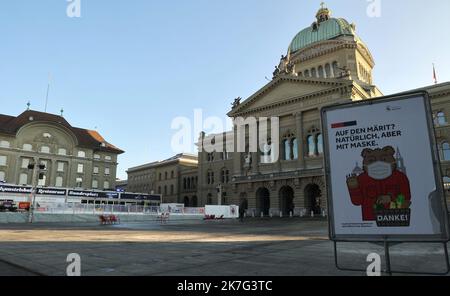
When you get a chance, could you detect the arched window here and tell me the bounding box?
[311,68,317,78]
[298,72,303,77]
[317,134,324,155]
[207,171,214,185]
[325,63,331,78]
[307,135,316,157]
[443,177,450,190]
[164,186,167,195]
[435,112,447,126]
[332,61,339,77]
[292,138,299,160]
[283,139,291,160]
[171,171,174,178]
[183,178,187,190]
[261,141,273,164]
[442,142,450,161]
[187,178,191,189]
[304,70,310,77]
[221,168,230,184]
[318,66,324,78]
[170,185,174,195]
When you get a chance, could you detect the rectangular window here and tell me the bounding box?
[105,155,112,161]
[105,168,110,176]
[0,171,5,182]
[92,180,98,189]
[103,181,110,190]
[57,162,65,172]
[21,158,30,169]
[93,166,99,174]
[0,141,10,148]
[0,156,6,166]
[76,177,83,188]
[77,164,84,174]
[19,173,28,185]
[55,176,63,187]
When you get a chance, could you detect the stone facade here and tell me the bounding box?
[0,110,123,190]
[127,154,198,204]
[126,6,450,213]
[194,7,450,215]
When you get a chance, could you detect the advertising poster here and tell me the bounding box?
[322,93,450,241]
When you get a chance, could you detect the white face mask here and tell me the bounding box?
[367,161,392,180]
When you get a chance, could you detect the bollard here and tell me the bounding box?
[311,211,314,218]
[322,209,326,217]
[252,211,255,218]
[270,212,273,218]
[261,212,264,218]
[280,211,283,218]
[300,210,304,218]
[290,211,293,218]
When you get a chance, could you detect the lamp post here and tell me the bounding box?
[27,160,46,223]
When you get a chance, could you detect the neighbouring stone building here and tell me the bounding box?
[0,109,124,190]
[126,154,198,204]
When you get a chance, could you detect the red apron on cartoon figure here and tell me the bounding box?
[346,146,411,221]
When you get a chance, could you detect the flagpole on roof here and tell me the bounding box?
[44,72,51,113]
[433,63,438,85]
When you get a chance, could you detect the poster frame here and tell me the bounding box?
[321,91,450,243]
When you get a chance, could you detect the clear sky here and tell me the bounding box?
[1,0,449,180]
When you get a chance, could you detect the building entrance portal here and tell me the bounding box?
[305,184,322,215]
[256,188,270,216]
[279,186,295,216]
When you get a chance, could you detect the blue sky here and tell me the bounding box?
[1,0,449,180]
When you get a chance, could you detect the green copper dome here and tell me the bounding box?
[289,18,355,53]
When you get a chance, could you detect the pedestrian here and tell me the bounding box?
[239,206,245,222]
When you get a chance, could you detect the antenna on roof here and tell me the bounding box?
[60,108,64,117]
[44,72,52,113]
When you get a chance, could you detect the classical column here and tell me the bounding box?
[295,112,306,169]
[252,119,260,174]
[232,125,243,176]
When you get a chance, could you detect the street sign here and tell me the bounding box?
[321,91,450,242]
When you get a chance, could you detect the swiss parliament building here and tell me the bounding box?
[193,5,450,216]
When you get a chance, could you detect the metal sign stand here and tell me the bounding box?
[333,239,450,276]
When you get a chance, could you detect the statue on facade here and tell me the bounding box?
[232,97,242,109]
[286,60,295,75]
[273,65,280,78]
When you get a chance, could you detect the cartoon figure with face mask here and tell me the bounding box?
[347,146,411,221]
